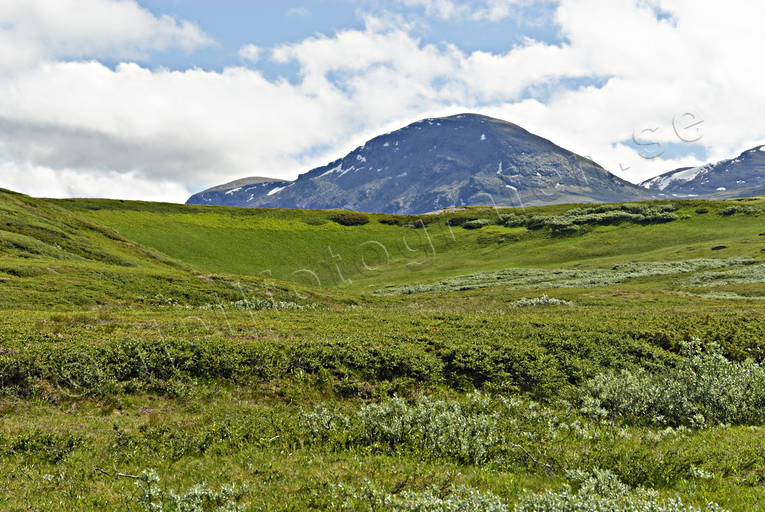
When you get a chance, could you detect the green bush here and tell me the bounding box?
[331,470,727,512]
[378,216,405,226]
[204,298,313,311]
[334,481,508,511]
[582,339,765,427]
[515,204,679,236]
[304,393,501,464]
[525,216,549,230]
[462,219,490,230]
[514,469,726,512]
[406,217,439,228]
[720,205,760,216]
[330,212,370,226]
[446,216,475,226]
[510,295,573,307]
[1,430,82,463]
[135,469,248,512]
[502,214,528,228]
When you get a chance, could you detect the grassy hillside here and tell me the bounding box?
[58,196,765,293]
[0,189,326,308]
[1,190,765,510]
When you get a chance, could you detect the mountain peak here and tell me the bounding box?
[433,113,512,123]
[188,114,651,213]
[640,144,765,197]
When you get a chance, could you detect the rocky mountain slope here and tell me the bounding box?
[186,176,291,209]
[641,145,765,198]
[188,113,653,214]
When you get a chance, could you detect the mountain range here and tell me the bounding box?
[188,114,764,213]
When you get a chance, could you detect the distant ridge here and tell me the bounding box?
[641,145,765,198]
[200,176,287,193]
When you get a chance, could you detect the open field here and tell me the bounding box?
[1,189,764,510]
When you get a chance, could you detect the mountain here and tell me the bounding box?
[640,145,765,198]
[187,176,291,208]
[188,114,652,214]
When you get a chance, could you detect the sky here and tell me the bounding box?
[0,0,764,203]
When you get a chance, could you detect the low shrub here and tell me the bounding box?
[510,295,573,307]
[334,481,508,511]
[515,204,679,235]
[304,393,502,464]
[201,298,314,311]
[462,219,490,230]
[446,216,475,226]
[720,205,760,216]
[502,214,528,228]
[331,470,727,512]
[684,262,765,287]
[135,469,248,512]
[1,430,82,463]
[514,469,726,512]
[405,217,438,228]
[330,212,370,226]
[378,216,405,226]
[378,258,756,296]
[525,216,549,230]
[582,339,765,427]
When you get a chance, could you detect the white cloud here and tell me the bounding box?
[1,0,765,200]
[398,0,529,21]
[0,0,213,70]
[398,0,465,19]
[238,44,261,63]
[0,161,190,203]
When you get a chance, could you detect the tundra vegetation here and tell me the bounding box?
[0,189,764,510]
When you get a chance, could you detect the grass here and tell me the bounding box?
[56,196,765,292]
[0,189,764,509]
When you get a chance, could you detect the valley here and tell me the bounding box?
[0,189,764,510]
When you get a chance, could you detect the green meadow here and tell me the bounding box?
[1,188,764,510]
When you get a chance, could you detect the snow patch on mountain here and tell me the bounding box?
[338,165,355,177]
[644,165,707,191]
[319,163,343,177]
